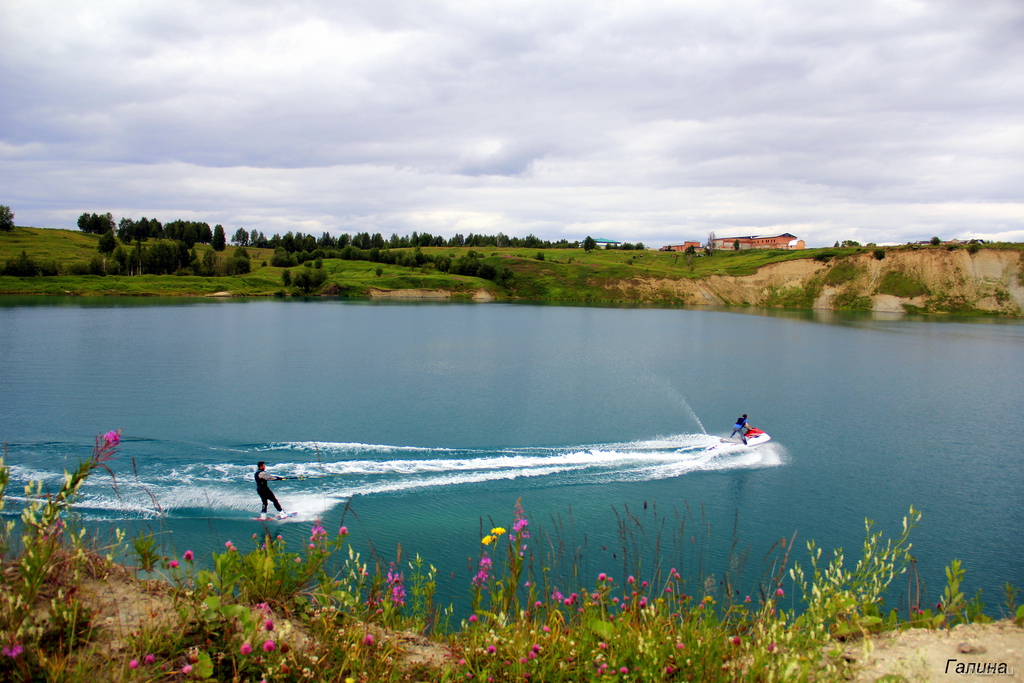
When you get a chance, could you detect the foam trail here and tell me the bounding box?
[2,433,785,520]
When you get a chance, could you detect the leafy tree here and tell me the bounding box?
[705,231,715,256]
[583,236,597,252]
[232,227,250,246]
[0,205,14,231]
[1,251,39,276]
[685,244,696,256]
[733,239,740,250]
[230,246,251,274]
[930,236,941,246]
[291,267,326,293]
[77,212,115,234]
[375,266,383,277]
[281,269,292,287]
[213,224,226,251]
[117,217,136,243]
[97,229,117,255]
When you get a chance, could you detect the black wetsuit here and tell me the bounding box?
[255,470,283,513]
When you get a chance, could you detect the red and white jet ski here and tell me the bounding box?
[706,427,772,451]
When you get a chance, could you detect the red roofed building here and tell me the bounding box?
[711,233,804,250]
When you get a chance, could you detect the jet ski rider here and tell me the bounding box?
[731,414,751,445]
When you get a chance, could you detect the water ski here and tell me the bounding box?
[253,512,298,521]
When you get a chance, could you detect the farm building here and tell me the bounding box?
[711,233,805,250]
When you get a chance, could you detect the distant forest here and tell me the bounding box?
[75,211,587,252]
[42,212,642,279]
[2,211,635,279]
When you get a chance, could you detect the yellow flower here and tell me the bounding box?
[481,535,495,545]
[490,527,506,535]
[345,679,355,683]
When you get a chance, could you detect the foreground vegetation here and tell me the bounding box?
[2,434,1021,682]
[4,226,1022,315]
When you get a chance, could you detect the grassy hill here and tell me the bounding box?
[2,226,1021,316]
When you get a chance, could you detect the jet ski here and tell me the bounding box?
[705,427,771,451]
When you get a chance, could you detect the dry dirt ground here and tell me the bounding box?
[848,620,1024,682]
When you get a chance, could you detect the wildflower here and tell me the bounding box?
[240,642,253,655]
[513,500,530,537]
[364,633,374,646]
[490,526,506,535]
[531,644,540,653]
[339,525,348,535]
[731,636,742,646]
[675,642,685,650]
[542,625,550,633]
[144,654,155,664]
[263,639,276,652]
[265,619,274,631]
[775,587,784,597]
[627,575,635,584]
[534,600,542,608]
[597,572,607,581]
[104,430,121,447]
[745,595,751,603]
[182,664,193,674]
[619,667,629,674]
[598,642,607,650]
[519,657,528,664]
[487,645,496,654]
[2,644,23,659]
[768,642,777,653]
[387,562,406,605]
[481,534,495,545]
[225,540,234,550]
[469,614,478,623]
[472,555,492,588]
[129,659,139,669]
[184,550,194,561]
[169,559,179,569]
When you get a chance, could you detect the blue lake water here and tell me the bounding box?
[1,297,1021,614]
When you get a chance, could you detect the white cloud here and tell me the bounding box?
[1,0,1021,246]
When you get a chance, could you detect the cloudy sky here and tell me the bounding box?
[1,0,1022,247]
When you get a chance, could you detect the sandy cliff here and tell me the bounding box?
[626,249,1023,315]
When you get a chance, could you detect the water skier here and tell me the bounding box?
[255,461,289,520]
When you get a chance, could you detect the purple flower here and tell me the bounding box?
[776,587,785,597]
[2,644,23,659]
[387,563,406,605]
[104,430,121,447]
[262,639,276,652]
[472,555,492,588]
[183,550,194,561]
[182,664,193,674]
[240,642,253,655]
[129,659,139,669]
[264,619,274,631]
[169,559,179,569]
[144,654,155,664]
[363,633,374,646]
[339,525,348,535]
